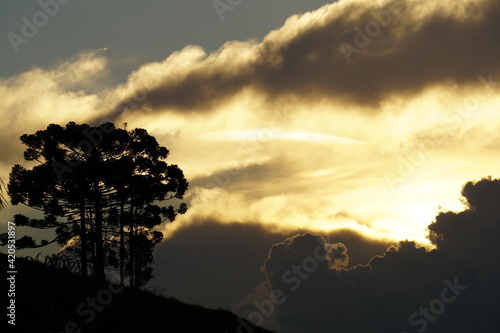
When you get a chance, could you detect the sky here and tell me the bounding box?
[1,0,500,331]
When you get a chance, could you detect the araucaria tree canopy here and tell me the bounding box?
[7,122,188,287]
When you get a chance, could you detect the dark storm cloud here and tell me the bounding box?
[151,220,286,309]
[426,177,500,328]
[112,0,500,115]
[247,176,500,332]
[150,219,392,310]
[259,236,476,332]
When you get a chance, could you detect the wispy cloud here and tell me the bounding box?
[197,129,371,144]
[104,0,500,117]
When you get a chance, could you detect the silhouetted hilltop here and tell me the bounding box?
[2,253,274,333]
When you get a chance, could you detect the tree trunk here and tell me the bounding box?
[135,229,140,288]
[128,199,135,288]
[94,180,105,282]
[119,197,125,286]
[80,199,88,277]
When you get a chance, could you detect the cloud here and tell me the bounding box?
[257,237,475,332]
[198,129,372,144]
[0,50,109,169]
[234,176,500,332]
[108,0,500,116]
[428,176,500,282]
[178,152,441,244]
[262,233,349,279]
[2,0,500,248]
[151,218,392,312]
[151,220,285,309]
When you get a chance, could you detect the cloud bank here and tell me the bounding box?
[151,218,392,309]
[109,0,500,115]
[232,177,499,332]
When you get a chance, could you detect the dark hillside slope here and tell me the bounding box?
[2,253,273,333]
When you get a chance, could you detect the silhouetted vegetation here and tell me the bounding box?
[1,253,275,333]
[5,122,188,287]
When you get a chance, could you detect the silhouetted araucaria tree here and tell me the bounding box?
[7,122,188,286]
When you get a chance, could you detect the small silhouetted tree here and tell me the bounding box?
[7,122,188,285]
